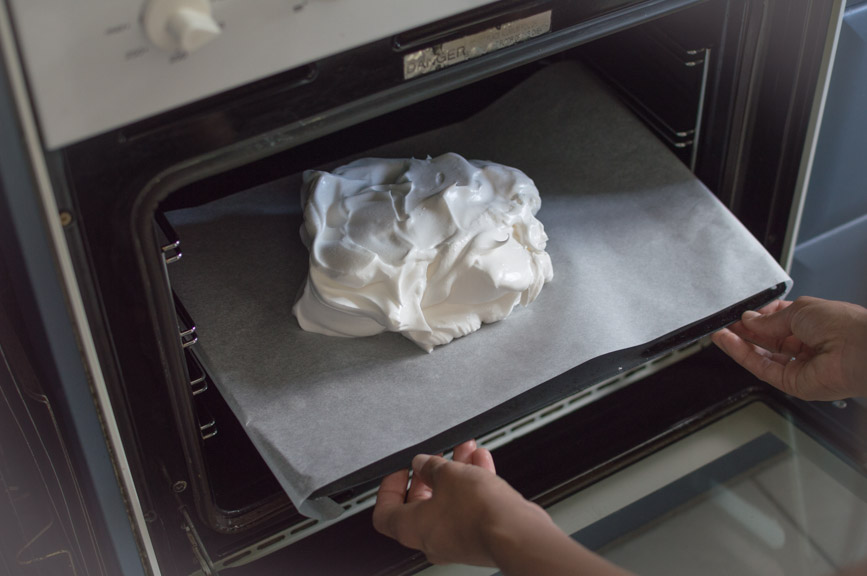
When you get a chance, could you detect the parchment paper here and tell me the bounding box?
[166,62,791,519]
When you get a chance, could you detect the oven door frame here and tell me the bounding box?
[0,4,159,575]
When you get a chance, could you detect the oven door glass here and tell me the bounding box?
[420,402,867,575]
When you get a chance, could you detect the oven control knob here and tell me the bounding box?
[144,0,221,53]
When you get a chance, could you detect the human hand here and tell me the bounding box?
[711,297,867,400]
[372,440,553,566]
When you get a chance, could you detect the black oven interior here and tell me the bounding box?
[51,0,840,573]
[158,4,732,533]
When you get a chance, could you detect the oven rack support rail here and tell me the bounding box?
[157,213,219,441]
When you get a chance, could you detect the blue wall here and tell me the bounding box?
[790,1,867,307]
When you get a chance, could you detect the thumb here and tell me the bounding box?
[412,454,449,488]
[741,306,796,352]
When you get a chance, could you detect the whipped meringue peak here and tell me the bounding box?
[293,153,554,352]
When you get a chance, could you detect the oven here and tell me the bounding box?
[1,0,865,575]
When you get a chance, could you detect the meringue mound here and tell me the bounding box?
[293,153,554,352]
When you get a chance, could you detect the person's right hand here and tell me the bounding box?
[372,440,633,575]
[372,440,551,566]
[711,296,867,401]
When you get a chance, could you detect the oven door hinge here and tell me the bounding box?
[180,505,216,576]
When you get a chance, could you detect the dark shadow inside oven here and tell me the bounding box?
[153,1,741,536]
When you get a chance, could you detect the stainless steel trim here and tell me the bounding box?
[155,212,182,264]
[186,351,208,396]
[403,11,552,80]
[173,293,198,349]
[781,0,847,272]
[197,406,218,441]
[690,47,711,172]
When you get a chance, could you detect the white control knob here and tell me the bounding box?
[144,0,221,53]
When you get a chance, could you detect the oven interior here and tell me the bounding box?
[53,0,842,572]
[157,1,728,531]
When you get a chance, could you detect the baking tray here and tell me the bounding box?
[165,61,789,518]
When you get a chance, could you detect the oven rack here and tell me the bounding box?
[579,19,710,171]
[158,210,367,536]
[195,339,709,573]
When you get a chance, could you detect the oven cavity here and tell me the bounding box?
[155,10,723,540]
[120,0,821,570]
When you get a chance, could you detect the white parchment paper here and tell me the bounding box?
[166,62,790,518]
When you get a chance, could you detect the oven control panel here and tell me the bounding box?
[8,0,495,149]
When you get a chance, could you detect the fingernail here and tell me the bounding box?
[742,310,761,322]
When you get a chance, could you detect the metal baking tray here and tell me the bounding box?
[165,61,789,518]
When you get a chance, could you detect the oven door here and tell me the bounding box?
[421,391,867,576]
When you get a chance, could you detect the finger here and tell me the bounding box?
[757,299,792,316]
[723,301,791,341]
[711,327,746,353]
[786,357,846,402]
[740,303,800,352]
[406,477,434,503]
[782,357,813,400]
[373,499,426,551]
[711,327,733,348]
[721,321,748,342]
[715,329,826,399]
[453,440,477,464]
[471,447,496,473]
[766,349,798,365]
[715,329,786,388]
[777,334,812,359]
[373,469,410,537]
[407,452,443,502]
[412,454,450,489]
[723,318,807,362]
[740,346,787,389]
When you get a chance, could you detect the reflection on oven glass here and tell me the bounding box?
[592,436,867,575]
[418,403,867,576]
